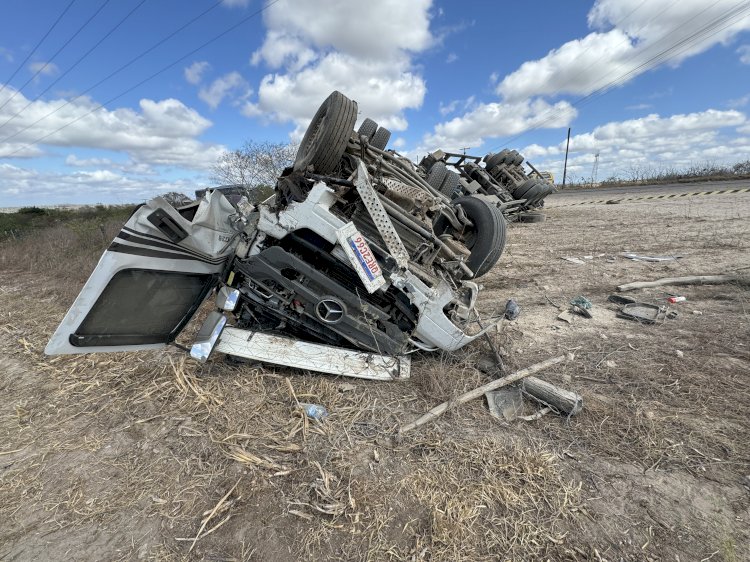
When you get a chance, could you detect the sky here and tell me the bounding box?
[0,0,749,207]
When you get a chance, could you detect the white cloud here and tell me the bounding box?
[246,0,433,134]
[439,100,459,116]
[29,61,58,78]
[198,72,251,109]
[0,47,13,63]
[728,94,750,108]
[184,61,210,85]
[222,0,250,7]
[0,162,201,205]
[423,99,577,151]
[738,44,750,65]
[626,103,652,110]
[499,0,750,101]
[520,108,749,180]
[65,154,114,167]
[446,52,458,64]
[0,88,225,169]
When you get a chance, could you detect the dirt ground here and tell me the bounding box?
[1,188,749,561]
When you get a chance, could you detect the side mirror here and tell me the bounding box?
[216,286,240,311]
[190,311,227,362]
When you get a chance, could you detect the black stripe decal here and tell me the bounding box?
[120,226,214,259]
[108,242,225,265]
[116,231,224,264]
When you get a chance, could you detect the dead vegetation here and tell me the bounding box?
[1,188,749,560]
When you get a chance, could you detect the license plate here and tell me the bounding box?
[336,223,386,293]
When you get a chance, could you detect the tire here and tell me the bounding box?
[485,149,509,170]
[357,117,378,140]
[371,126,391,150]
[427,161,448,190]
[439,170,460,197]
[517,212,546,223]
[522,184,545,206]
[294,91,358,174]
[512,151,524,166]
[419,154,437,173]
[434,196,507,278]
[512,178,537,199]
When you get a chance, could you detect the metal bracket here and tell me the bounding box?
[354,161,410,269]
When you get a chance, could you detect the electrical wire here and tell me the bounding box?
[0,0,228,148]
[0,0,148,132]
[0,0,76,98]
[0,0,113,114]
[1,0,280,159]
[490,0,750,152]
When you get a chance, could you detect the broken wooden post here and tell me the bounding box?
[399,354,568,434]
[617,274,740,292]
[476,356,583,416]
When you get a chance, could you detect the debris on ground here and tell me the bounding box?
[621,252,682,262]
[504,299,521,320]
[561,256,586,265]
[617,274,742,292]
[300,403,328,421]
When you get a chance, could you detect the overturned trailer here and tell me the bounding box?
[46,91,510,378]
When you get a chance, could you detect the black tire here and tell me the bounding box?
[434,196,507,278]
[371,126,391,150]
[439,170,460,197]
[517,212,546,223]
[357,117,378,140]
[522,184,545,206]
[419,154,437,173]
[427,161,448,190]
[294,91,357,174]
[512,151,524,166]
[512,178,537,199]
[485,149,509,169]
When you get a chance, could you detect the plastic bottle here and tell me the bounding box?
[667,296,686,304]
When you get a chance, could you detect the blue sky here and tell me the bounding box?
[0,0,749,206]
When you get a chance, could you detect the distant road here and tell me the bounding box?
[547,179,750,206]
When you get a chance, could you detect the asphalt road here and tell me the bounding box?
[547,179,750,205]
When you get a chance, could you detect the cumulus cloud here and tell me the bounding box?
[0,162,200,205]
[738,44,750,64]
[520,109,749,180]
[184,61,210,85]
[0,88,225,169]
[198,72,251,109]
[222,0,250,7]
[423,99,577,152]
[498,0,750,101]
[0,47,14,63]
[246,0,433,133]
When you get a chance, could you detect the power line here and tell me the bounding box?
[0,0,148,132]
[492,0,750,152]
[0,0,228,147]
[1,0,280,159]
[0,0,113,114]
[0,0,77,98]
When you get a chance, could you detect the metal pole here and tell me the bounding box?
[561,127,571,188]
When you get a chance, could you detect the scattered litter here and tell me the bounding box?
[617,302,666,324]
[621,252,682,262]
[692,310,703,316]
[338,383,356,392]
[557,311,575,324]
[600,334,608,340]
[504,299,521,320]
[617,274,739,292]
[608,294,636,305]
[518,406,552,422]
[667,295,686,304]
[675,350,684,358]
[570,296,592,310]
[583,255,594,260]
[604,360,617,368]
[300,403,328,421]
[486,386,523,421]
[571,305,592,319]
[562,257,585,265]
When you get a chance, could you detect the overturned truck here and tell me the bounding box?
[46,92,513,378]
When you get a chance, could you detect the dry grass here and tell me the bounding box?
[2,190,750,560]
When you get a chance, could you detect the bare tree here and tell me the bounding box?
[210,141,298,202]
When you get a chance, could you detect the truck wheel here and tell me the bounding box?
[485,149,509,169]
[434,196,507,278]
[371,126,391,150]
[427,161,448,190]
[294,91,358,174]
[440,170,460,197]
[357,117,378,140]
[419,154,437,173]
[512,178,537,199]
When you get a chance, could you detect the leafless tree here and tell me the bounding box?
[210,141,298,202]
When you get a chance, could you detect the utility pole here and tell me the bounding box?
[561,127,571,188]
[591,152,600,186]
